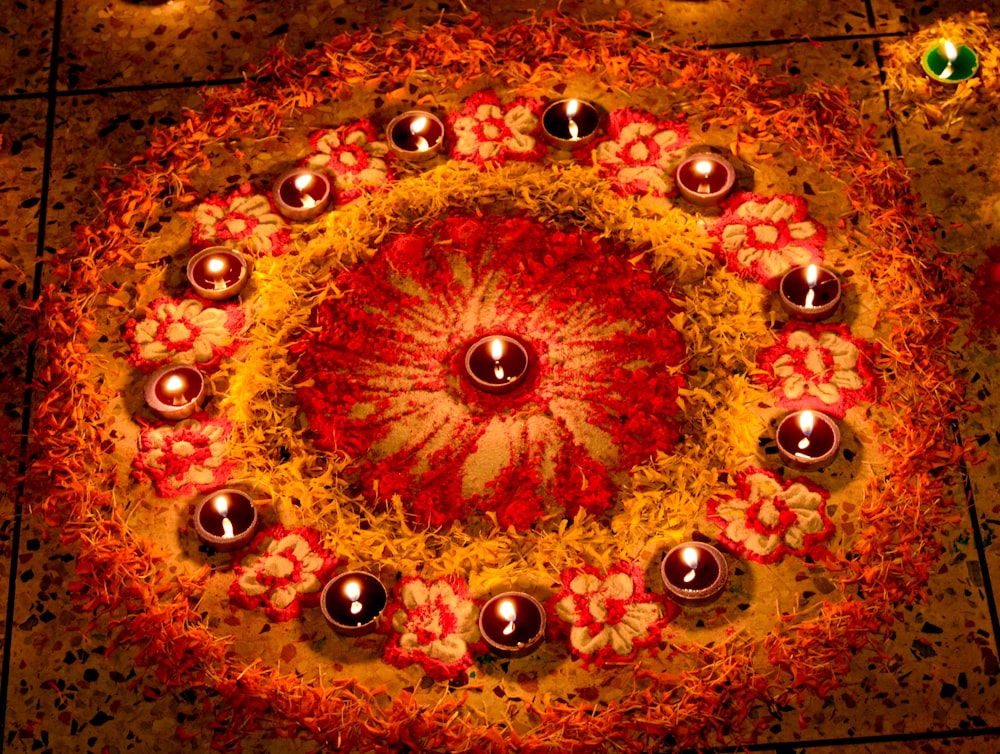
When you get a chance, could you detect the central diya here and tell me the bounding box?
[463,334,531,393]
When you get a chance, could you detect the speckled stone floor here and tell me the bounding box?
[3,1,1000,753]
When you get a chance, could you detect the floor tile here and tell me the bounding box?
[0,95,48,690]
[870,0,1000,34]
[0,3,55,95]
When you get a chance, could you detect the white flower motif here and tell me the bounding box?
[713,472,827,559]
[592,113,688,196]
[772,330,864,405]
[306,126,390,197]
[132,299,235,366]
[449,92,543,163]
[556,572,661,657]
[718,196,823,280]
[238,533,327,609]
[392,579,479,666]
[193,193,287,254]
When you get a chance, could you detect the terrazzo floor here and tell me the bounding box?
[3,1,1000,752]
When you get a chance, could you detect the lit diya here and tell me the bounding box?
[386,110,445,161]
[921,38,978,84]
[193,488,259,551]
[541,98,600,150]
[272,168,331,221]
[775,409,841,471]
[478,592,546,658]
[321,571,388,636]
[674,152,736,206]
[778,264,842,321]
[464,334,531,394]
[143,363,206,421]
[660,541,729,605]
[186,247,250,301]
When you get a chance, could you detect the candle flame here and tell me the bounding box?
[206,256,227,275]
[681,546,700,584]
[499,599,517,636]
[490,338,505,381]
[694,159,714,178]
[294,173,313,191]
[212,495,229,517]
[806,264,818,286]
[344,579,364,614]
[164,374,184,394]
[344,579,361,602]
[797,410,815,451]
[566,99,579,118]
[943,39,958,62]
[410,116,431,152]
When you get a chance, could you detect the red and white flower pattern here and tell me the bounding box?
[549,561,676,668]
[756,322,879,418]
[133,417,236,498]
[383,575,481,682]
[191,185,291,256]
[707,467,834,564]
[126,296,245,373]
[304,120,393,204]
[582,107,691,197]
[228,525,339,622]
[447,89,546,166]
[710,192,826,288]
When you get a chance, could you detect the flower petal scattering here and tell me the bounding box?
[710,192,827,288]
[292,212,688,530]
[707,467,835,564]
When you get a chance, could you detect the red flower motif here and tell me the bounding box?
[709,192,827,288]
[191,184,291,256]
[580,107,691,197]
[548,561,678,668]
[293,213,687,530]
[755,322,879,418]
[125,296,246,373]
[303,120,394,204]
[707,467,834,564]
[447,89,547,166]
[133,417,237,497]
[228,525,340,622]
[383,575,482,682]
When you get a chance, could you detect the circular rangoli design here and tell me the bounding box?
[34,13,972,753]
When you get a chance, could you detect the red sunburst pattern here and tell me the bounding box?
[292,213,687,530]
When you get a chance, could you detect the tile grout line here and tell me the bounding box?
[956,418,1000,670]
[0,1,63,749]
